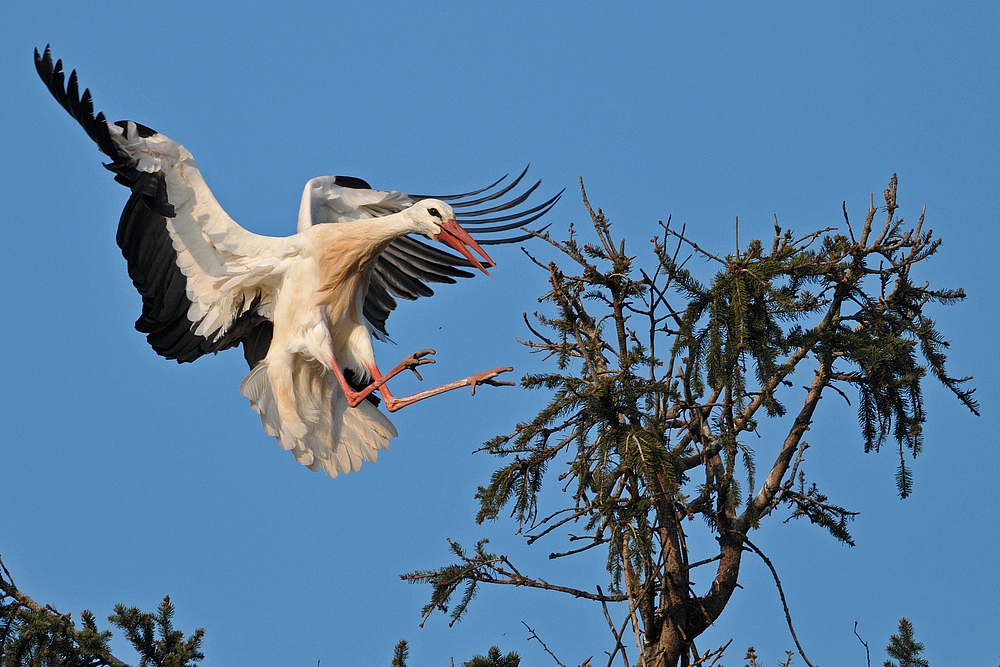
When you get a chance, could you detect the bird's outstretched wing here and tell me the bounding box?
[35,46,299,363]
[299,170,562,339]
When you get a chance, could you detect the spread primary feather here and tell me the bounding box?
[35,45,560,477]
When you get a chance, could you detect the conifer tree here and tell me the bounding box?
[883,619,928,667]
[391,640,409,667]
[461,646,521,667]
[405,176,976,667]
[1,559,203,667]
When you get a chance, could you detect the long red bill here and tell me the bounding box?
[436,219,496,277]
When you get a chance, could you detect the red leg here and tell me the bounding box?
[370,363,515,413]
[329,349,437,408]
[329,349,515,411]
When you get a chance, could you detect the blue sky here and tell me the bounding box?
[1,2,997,665]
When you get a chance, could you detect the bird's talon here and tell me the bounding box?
[398,352,435,381]
[403,349,437,368]
[469,367,515,396]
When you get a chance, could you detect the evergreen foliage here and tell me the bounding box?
[390,639,408,667]
[461,646,520,667]
[1,560,202,667]
[883,619,928,667]
[405,177,976,667]
[107,599,203,667]
[0,600,114,667]
[386,639,519,667]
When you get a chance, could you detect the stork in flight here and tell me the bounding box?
[35,46,560,478]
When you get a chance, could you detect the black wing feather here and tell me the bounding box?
[39,45,562,360]
[39,45,269,365]
[118,193,270,362]
[381,245,464,284]
[35,46,176,218]
[361,170,561,338]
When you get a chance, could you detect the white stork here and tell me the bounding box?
[35,46,560,478]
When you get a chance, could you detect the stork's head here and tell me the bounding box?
[410,199,495,276]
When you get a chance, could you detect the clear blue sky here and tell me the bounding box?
[1,2,997,665]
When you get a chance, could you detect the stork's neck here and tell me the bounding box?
[349,209,429,261]
[372,209,429,244]
[316,209,429,297]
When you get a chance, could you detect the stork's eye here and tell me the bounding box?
[428,207,441,219]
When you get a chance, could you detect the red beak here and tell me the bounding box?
[435,219,495,277]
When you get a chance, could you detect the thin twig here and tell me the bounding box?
[524,620,568,667]
[853,621,871,667]
[663,228,728,265]
[690,639,732,666]
[597,585,631,667]
[488,556,627,602]
[743,539,818,667]
[548,538,609,559]
[684,554,723,571]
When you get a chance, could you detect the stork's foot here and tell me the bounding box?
[468,366,516,395]
[400,348,436,381]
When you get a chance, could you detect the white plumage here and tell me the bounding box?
[36,46,559,477]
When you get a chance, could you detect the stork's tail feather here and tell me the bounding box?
[240,360,396,477]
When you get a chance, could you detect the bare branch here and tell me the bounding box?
[854,621,871,667]
[743,539,817,667]
[524,621,569,667]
